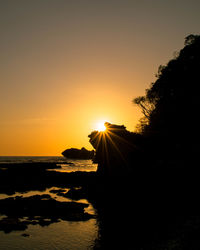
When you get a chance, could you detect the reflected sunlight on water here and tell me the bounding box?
[0,188,98,250]
[0,220,98,250]
[0,157,98,173]
[0,157,99,250]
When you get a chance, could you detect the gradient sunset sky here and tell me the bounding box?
[1,0,200,156]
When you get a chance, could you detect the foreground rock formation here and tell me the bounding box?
[0,194,94,233]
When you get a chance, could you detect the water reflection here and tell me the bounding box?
[0,220,98,250]
[0,188,99,250]
[53,160,97,173]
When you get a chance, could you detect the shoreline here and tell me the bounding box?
[1,161,200,249]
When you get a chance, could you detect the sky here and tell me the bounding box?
[0,0,200,156]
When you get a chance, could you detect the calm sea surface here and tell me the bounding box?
[0,156,99,250]
[0,156,97,172]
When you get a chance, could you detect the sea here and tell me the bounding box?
[0,156,99,250]
[0,156,98,172]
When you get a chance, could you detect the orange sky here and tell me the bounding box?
[1,1,200,156]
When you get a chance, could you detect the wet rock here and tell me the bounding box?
[38,218,52,227]
[0,194,94,233]
[63,187,87,200]
[0,217,28,233]
[21,233,30,237]
[49,188,67,195]
[0,166,97,195]
[0,162,61,170]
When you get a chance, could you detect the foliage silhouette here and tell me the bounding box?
[132,34,200,164]
[133,34,200,138]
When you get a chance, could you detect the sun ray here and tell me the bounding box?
[102,131,111,169]
[104,132,127,164]
[106,130,137,149]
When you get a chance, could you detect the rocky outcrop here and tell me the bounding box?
[88,122,143,175]
[62,147,95,160]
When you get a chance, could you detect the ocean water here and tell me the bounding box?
[0,156,99,250]
[0,156,98,172]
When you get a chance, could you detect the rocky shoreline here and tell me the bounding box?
[0,162,96,195]
[1,162,200,249]
[0,194,94,233]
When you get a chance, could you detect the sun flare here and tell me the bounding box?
[96,121,106,132]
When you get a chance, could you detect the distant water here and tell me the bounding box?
[0,156,97,172]
[0,156,99,249]
[0,156,64,164]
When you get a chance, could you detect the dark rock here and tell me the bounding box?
[38,218,52,227]
[0,217,28,233]
[0,163,97,195]
[49,188,67,195]
[63,187,86,200]
[21,233,30,237]
[62,147,95,160]
[0,162,61,170]
[88,122,143,175]
[0,194,94,233]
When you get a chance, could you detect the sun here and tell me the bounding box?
[96,121,106,132]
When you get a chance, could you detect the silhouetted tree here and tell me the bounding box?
[134,35,200,142]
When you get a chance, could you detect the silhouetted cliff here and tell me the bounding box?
[88,122,144,175]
